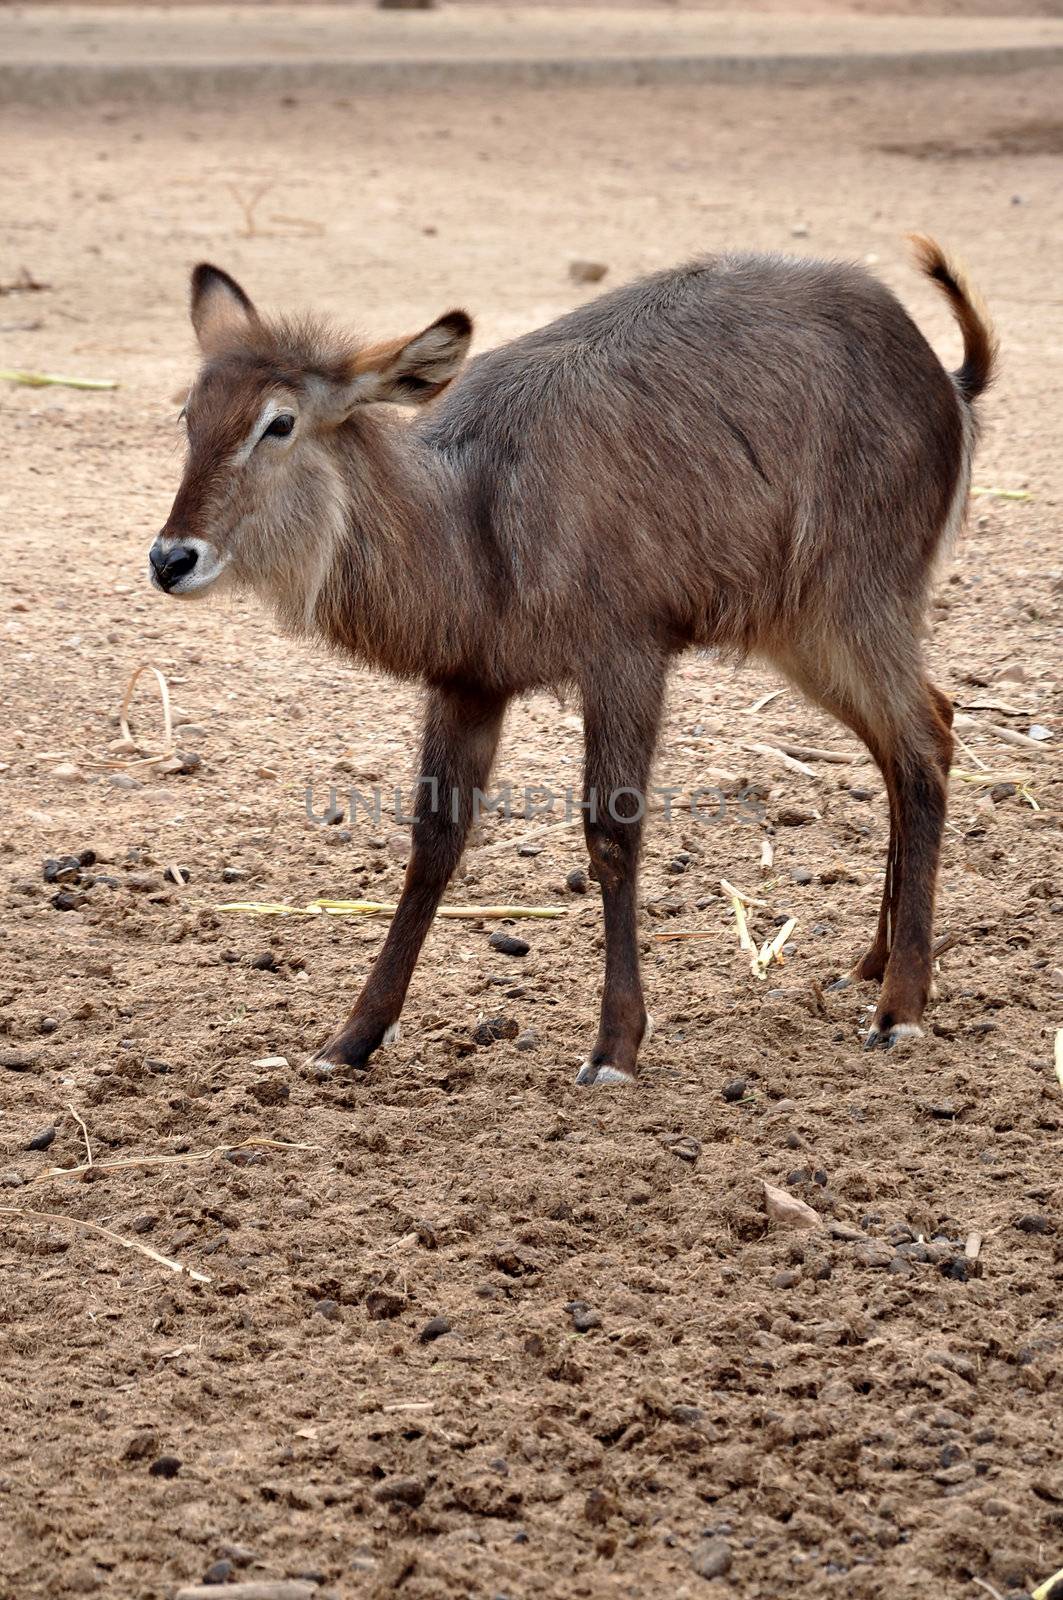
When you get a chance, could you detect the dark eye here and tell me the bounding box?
[262,413,295,440]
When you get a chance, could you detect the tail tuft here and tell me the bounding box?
[908,233,998,403]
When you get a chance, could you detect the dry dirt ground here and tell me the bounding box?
[1,58,1062,1600]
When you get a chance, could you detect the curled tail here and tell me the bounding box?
[908,233,998,403]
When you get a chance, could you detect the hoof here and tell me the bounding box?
[311,1039,373,1075]
[311,1020,399,1075]
[864,1020,924,1051]
[575,1061,636,1087]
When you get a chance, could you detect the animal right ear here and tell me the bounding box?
[342,310,474,409]
[190,264,258,356]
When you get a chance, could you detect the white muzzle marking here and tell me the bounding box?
[149,535,232,597]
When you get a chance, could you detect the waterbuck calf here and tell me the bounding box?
[150,238,995,1084]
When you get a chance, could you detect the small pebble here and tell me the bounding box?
[127,872,161,893]
[149,1455,182,1478]
[514,1030,539,1051]
[1015,1214,1052,1235]
[691,1537,733,1579]
[201,1559,234,1585]
[568,258,608,284]
[419,1315,452,1342]
[251,951,279,972]
[791,865,814,885]
[312,1299,340,1320]
[1,1049,39,1072]
[565,869,588,894]
[42,856,81,884]
[26,1126,57,1152]
[131,1214,157,1234]
[373,1475,425,1507]
[853,1239,894,1269]
[488,932,529,957]
[566,1301,603,1332]
[773,1268,801,1290]
[721,1077,747,1103]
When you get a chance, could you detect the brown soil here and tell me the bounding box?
[1,62,1061,1600]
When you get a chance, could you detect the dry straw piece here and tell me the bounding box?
[1,1136,323,1285]
[29,1135,320,1188]
[953,767,1039,809]
[0,367,118,390]
[1032,1567,1063,1600]
[0,1206,212,1283]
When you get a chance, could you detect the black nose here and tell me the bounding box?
[150,541,198,591]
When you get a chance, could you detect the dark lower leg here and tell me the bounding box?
[577,807,649,1083]
[869,717,950,1045]
[316,684,508,1070]
[852,773,901,983]
[574,660,665,1086]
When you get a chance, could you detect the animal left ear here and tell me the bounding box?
[345,310,473,409]
[191,263,259,356]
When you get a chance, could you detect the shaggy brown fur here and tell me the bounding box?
[154,238,996,1083]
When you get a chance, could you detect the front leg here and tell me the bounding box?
[315,683,508,1072]
[574,654,666,1088]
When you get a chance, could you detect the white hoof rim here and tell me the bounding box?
[865,1020,924,1051]
[575,1061,636,1087]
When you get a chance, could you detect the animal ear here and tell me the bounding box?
[190,263,258,356]
[347,310,473,408]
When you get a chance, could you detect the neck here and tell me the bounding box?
[267,412,479,682]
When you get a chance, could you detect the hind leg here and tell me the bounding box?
[865,682,952,1045]
[768,645,901,986]
[767,644,951,1039]
[841,684,949,988]
[849,766,900,984]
